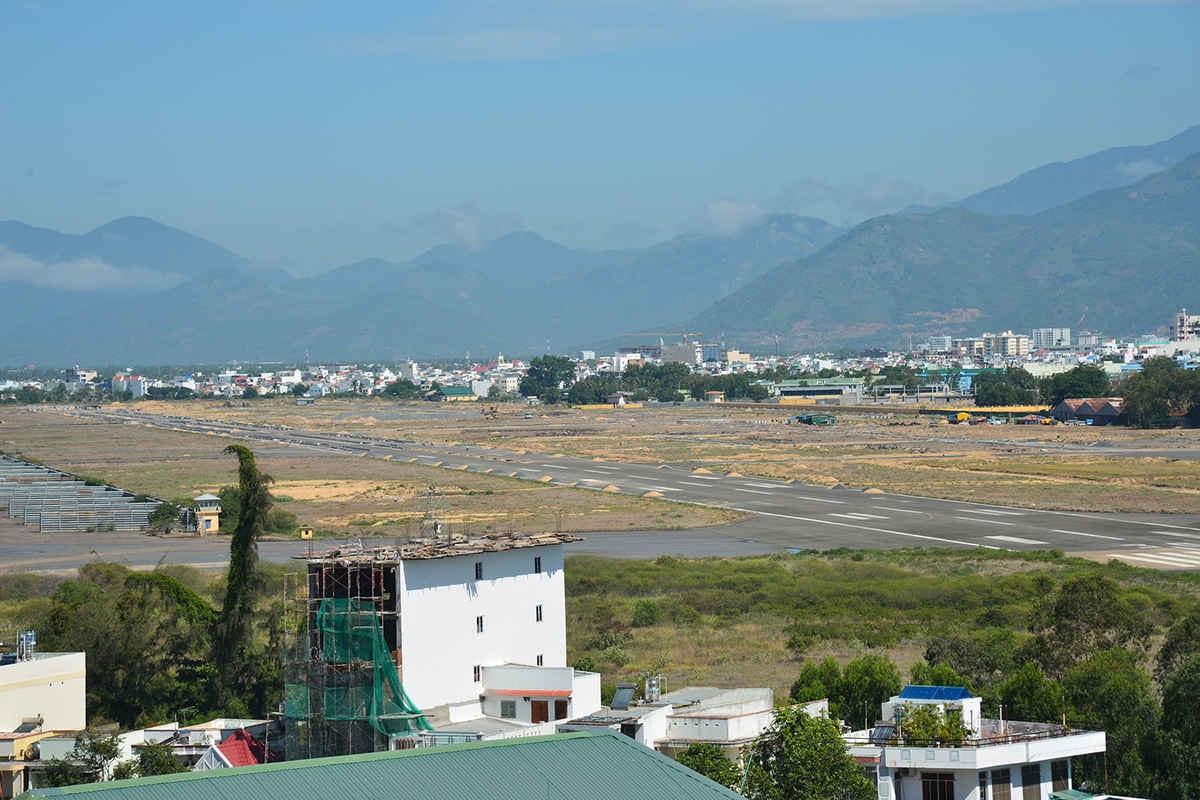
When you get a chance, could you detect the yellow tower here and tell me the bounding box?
[194,493,221,535]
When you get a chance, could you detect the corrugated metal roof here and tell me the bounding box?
[899,685,973,701]
[26,732,744,800]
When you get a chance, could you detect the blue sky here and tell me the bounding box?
[1,0,1197,274]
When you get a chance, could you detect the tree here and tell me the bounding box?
[744,706,874,800]
[789,658,841,706]
[1063,648,1158,795]
[382,379,421,399]
[1121,356,1200,427]
[241,386,259,399]
[676,743,740,788]
[114,740,188,779]
[40,730,122,786]
[519,355,576,402]
[910,661,973,692]
[215,445,273,708]
[897,703,971,745]
[1027,574,1154,677]
[1157,610,1200,684]
[836,654,902,730]
[1041,364,1112,406]
[973,368,1039,406]
[290,383,309,397]
[1156,656,1200,799]
[147,501,183,534]
[996,662,1064,724]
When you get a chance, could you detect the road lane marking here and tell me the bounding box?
[985,535,1049,545]
[1051,529,1124,541]
[954,516,1015,526]
[729,508,1003,550]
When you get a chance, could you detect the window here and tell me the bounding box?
[472,665,481,683]
[979,772,988,800]
[535,604,543,622]
[474,561,483,580]
[991,769,1011,800]
[1021,765,1041,800]
[534,556,542,573]
[536,654,544,666]
[920,772,954,800]
[1051,761,1068,792]
[500,700,516,719]
[475,615,484,633]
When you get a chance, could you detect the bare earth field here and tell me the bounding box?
[0,409,739,538]
[100,398,1200,514]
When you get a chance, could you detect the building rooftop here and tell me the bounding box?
[24,732,743,800]
[296,531,581,564]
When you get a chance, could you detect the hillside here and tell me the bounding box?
[695,154,1200,349]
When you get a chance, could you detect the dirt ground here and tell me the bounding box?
[0,409,740,537]
[83,398,1200,514]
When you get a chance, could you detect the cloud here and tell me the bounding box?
[706,200,765,235]
[0,247,183,291]
[393,203,525,250]
[1115,159,1165,180]
[769,175,952,225]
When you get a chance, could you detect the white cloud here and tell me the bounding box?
[0,247,183,291]
[395,204,526,250]
[706,200,765,235]
[1116,159,1164,180]
[770,175,952,225]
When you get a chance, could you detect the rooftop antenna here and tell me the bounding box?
[545,337,551,355]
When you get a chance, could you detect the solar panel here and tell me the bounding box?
[611,684,636,710]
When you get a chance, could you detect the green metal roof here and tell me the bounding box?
[25,732,744,800]
[1049,791,1094,800]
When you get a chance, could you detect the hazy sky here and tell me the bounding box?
[2,1,1197,275]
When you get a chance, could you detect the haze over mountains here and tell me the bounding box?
[1,125,1197,365]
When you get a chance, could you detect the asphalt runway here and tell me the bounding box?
[3,407,1197,573]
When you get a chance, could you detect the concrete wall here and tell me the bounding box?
[0,652,85,732]
[398,545,567,712]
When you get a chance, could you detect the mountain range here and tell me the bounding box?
[1,124,1197,364]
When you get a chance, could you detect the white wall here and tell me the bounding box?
[397,545,567,711]
[0,653,86,731]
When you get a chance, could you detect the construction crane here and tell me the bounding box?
[622,331,703,344]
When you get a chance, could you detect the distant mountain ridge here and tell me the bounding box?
[0,214,840,364]
[693,153,1200,349]
[951,123,1200,216]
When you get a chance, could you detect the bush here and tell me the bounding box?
[631,599,661,627]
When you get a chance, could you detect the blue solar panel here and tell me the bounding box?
[898,685,973,701]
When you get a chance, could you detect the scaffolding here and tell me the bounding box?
[283,553,430,761]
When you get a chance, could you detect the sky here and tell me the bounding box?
[1,0,1197,276]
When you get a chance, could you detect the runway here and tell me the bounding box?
[17,407,1196,571]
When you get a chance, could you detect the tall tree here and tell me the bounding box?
[676,743,740,788]
[744,706,874,800]
[215,445,273,708]
[519,355,576,403]
[1041,364,1112,405]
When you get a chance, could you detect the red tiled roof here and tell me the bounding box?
[216,729,266,767]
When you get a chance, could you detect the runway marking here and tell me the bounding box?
[687,475,722,480]
[1121,552,1200,568]
[829,513,888,521]
[954,516,1015,526]
[985,535,1049,545]
[638,486,680,493]
[734,488,775,495]
[1151,531,1200,540]
[873,506,924,514]
[742,482,785,489]
[540,464,569,470]
[682,481,716,488]
[731,508,1003,550]
[1051,529,1124,541]
[791,496,846,505]
[583,469,614,475]
[962,509,1025,517]
[588,466,620,472]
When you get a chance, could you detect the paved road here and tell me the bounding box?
[11,407,1197,572]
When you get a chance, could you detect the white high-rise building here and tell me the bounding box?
[1031,328,1071,349]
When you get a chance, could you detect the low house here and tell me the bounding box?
[23,732,745,800]
[192,729,272,771]
[845,685,1106,800]
[432,386,476,402]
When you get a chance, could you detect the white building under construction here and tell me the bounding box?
[285,532,600,758]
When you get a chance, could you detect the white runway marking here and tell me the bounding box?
[734,488,774,495]
[540,464,569,470]
[985,535,1049,545]
[829,513,889,521]
[873,506,924,514]
[682,481,715,488]
[1151,531,1200,540]
[734,508,1003,550]
[1051,529,1124,541]
[955,516,1015,526]
[962,508,1025,517]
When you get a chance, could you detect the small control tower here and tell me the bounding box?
[194,493,221,534]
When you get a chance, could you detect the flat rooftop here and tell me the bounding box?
[296,532,581,564]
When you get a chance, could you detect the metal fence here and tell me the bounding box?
[0,455,157,532]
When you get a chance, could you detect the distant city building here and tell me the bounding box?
[660,342,703,366]
[927,335,953,354]
[1173,308,1200,341]
[1031,327,1071,348]
[982,331,1030,358]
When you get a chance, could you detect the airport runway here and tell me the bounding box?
[18,407,1199,572]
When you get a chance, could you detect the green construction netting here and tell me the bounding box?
[286,597,431,735]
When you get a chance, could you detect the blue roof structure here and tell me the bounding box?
[899,685,974,701]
